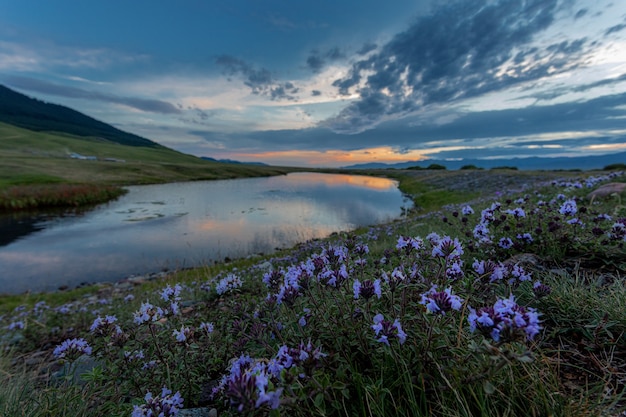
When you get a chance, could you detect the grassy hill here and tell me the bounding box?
[0,84,161,148]
[0,122,291,189]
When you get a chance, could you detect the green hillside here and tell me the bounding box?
[0,83,295,191]
[0,122,291,189]
[0,85,161,148]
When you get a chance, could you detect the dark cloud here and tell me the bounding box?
[605,23,626,36]
[311,90,322,96]
[574,8,588,19]
[215,54,298,101]
[517,72,626,102]
[323,0,595,134]
[4,76,181,114]
[191,91,626,155]
[305,47,346,73]
[572,73,626,92]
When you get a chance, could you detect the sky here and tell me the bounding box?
[1,0,626,167]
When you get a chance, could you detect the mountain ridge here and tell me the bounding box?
[342,153,626,171]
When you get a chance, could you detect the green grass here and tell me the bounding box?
[0,122,293,190]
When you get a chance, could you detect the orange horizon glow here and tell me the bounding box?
[227,146,430,167]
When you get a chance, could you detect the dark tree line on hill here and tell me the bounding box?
[0,84,162,148]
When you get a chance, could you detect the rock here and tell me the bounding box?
[503,253,541,268]
[587,182,626,200]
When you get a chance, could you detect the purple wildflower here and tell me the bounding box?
[468,295,541,342]
[216,273,243,295]
[498,237,514,249]
[131,387,184,417]
[160,284,183,302]
[353,279,382,300]
[473,222,492,243]
[396,235,424,252]
[509,264,531,283]
[133,302,165,325]
[516,232,533,244]
[431,236,464,260]
[90,315,121,336]
[559,199,577,216]
[420,287,463,315]
[445,259,465,281]
[461,205,474,215]
[298,308,312,327]
[608,221,626,240]
[533,281,552,298]
[172,325,193,343]
[371,314,406,345]
[7,321,24,330]
[504,207,526,218]
[199,322,215,334]
[53,338,92,360]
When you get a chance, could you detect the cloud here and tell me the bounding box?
[0,40,148,72]
[305,47,346,73]
[574,8,588,19]
[215,54,299,101]
[605,23,626,36]
[4,76,181,114]
[323,0,596,134]
[356,42,378,56]
[188,90,626,156]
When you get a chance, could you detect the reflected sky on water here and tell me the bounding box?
[0,172,411,294]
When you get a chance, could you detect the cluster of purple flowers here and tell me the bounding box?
[264,263,313,305]
[216,273,243,295]
[353,278,382,300]
[133,302,165,325]
[215,342,326,412]
[468,295,541,343]
[172,325,193,343]
[396,235,424,253]
[6,321,24,330]
[371,313,407,346]
[90,315,122,337]
[472,259,532,285]
[559,199,578,216]
[199,322,215,334]
[53,337,92,360]
[131,387,184,417]
[420,286,463,315]
[431,236,464,260]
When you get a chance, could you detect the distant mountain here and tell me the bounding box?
[200,156,268,166]
[0,84,162,148]
[343,153,626,171]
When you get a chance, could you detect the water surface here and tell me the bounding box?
[0,172,410,293]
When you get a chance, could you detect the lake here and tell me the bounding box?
[0,172,411,294]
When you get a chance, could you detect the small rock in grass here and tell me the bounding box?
[586,182,626,200]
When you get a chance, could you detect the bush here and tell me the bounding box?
[603,163,626,171]
[490,166,518,170]
[426,163,447,170]
[460,164,483,170]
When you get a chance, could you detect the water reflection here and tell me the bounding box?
[0,172,410,294]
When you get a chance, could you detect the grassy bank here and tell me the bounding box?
[0,122,296,211]
[1,169,625,416]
